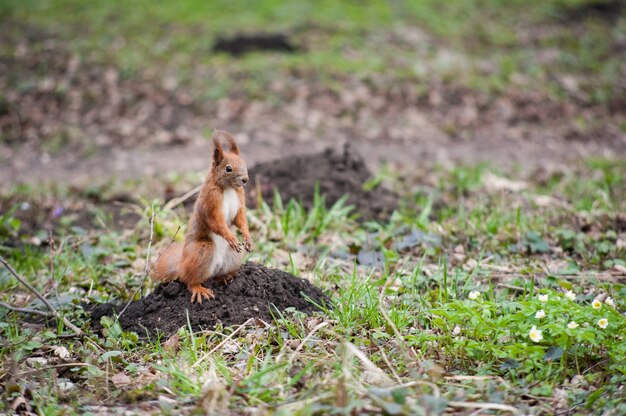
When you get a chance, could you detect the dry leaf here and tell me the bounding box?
[613,264,626,275]
[483,172,528,192]
[305,317,323,331]
[221,340,240,355]
[111,372,131,388]
[163,333,180,353]
[26,357,47,367]
[53,346,70,360]
[12,396,32,413]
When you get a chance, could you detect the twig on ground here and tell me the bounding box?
[0,300,53,318]
[283,320,329,365]
[490,271,623,280]
[48,228,65,318]
[497,283,526,292]
[583,358,610,374]
[18,362,93,376]
[447,401,520,415]
[163,185,201,211]
[376,380,441,397]
[378,346,402,384]
[136,203,158,303]
[143,205,156,277]
[555,400,587,416]
[191,318,255,368]
[0,255,83,336]
[275,392,335,410]
[345,341,393,385]
[445,375,513,391]
[117,207,181,319]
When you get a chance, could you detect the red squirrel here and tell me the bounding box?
[153,130,252,303]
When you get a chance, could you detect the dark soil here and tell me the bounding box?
[89,262,328,337]
[213,33,297,55]
[246,145,399,221]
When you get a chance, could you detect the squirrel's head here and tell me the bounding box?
[211,130,249,189]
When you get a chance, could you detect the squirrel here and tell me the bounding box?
[153,130,252,304]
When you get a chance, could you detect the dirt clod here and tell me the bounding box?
[213,33,297,55]
[89,262,328,336]
[246,145,399,221]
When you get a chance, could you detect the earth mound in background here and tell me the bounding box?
[246,145,399,221]
[90,263,328,337]
[213,32,297,55]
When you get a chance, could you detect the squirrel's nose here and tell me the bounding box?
[241,176,248,184]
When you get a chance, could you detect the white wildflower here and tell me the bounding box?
[597,318,608,329]
[538,294,548,302]
[567,321,579,329]
[605,297,615,308]
[529,326,543,342]
[468,291,480,300]
[564,290,576,301]
[592,299,602,310]
[535,310,546,319]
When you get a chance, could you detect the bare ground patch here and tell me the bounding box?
[1,23,625,189]
[0,192,141,247]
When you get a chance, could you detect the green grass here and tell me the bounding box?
[2,0,625,102]
[1,1,626,412]
[1,160,625,413]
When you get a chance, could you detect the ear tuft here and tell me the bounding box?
[213,135,224,166]
[213,129,239,155]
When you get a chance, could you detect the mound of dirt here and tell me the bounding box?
[213,33,297,55]
[246,145,399,221]
[89,263,328,336]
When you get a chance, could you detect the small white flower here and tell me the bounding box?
[592,299,602,310]
[597,318,608,329]
[564,290,576,301]
[529,326,543,342]
[567,321,579,329]
[452,325,461,336]
[538,294,548,302]
[535,310,546,319]
[468,291,480,300]
[605,297,615,308]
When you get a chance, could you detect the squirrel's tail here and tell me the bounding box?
[152,242,184,282]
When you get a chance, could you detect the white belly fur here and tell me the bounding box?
[222,188,240,223]
[208,188,242,277]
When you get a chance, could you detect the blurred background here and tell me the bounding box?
[2,3,626,411]
[0,0,625,186]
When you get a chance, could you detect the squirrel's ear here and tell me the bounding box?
[224,133,239,155]
[214,130,239,155]
[213,137,224,166]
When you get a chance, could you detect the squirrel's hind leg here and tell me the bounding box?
[214,269,238,285]
[153,242,183,282]
[180,241,216,304]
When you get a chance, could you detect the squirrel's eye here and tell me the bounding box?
[225,165,233,173]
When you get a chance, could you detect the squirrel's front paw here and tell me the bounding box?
[227,235,242,252]
[243,237,252,252]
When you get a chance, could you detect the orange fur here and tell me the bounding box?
[152,242,183,282]
[153,130,251,303]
